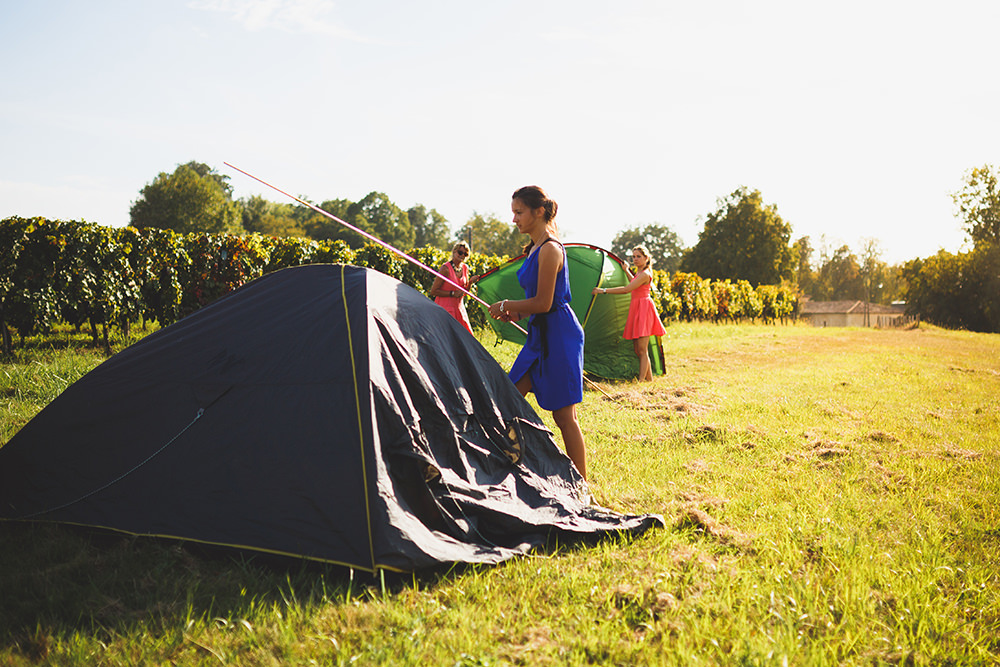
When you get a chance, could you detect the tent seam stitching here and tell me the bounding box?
[342,265,377,572]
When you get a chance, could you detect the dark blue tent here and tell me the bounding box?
[0,265,660,572]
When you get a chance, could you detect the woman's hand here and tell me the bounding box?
[488,300,508,320]
[489,300,520,322]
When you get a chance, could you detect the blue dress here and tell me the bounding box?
[508,239,585,411]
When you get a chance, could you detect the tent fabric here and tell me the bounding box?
[0,264,662,572]
[475,244,660,380]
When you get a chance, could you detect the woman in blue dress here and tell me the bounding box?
[488,186,587,479]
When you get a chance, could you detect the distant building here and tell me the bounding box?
[799,298,909,328]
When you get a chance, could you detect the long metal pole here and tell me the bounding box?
[224,162,526,334]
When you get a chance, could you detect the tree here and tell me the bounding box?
[879,264,905,305]
[130,162,243,234]
[859,237,891,305]
[408,205,452,250]
[792,236,814,294]
[240,195,304,238]
[344,192,413,250]
[813,244,864,301]
[454,212,525,258]
[952,164,1000,248]
[681,187,794,285]
[900,245,1000,333]
[611,224,686,273]
[1,217,31,354]
[299,199,354,242]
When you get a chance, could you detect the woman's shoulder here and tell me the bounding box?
[539,236,565,252]
[634,268,652,284]
[537,238,564,260]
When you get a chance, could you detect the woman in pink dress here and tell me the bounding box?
[591,245,666,382]
[430,241,473,334]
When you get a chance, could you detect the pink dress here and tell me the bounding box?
[623,282,667,340]
[434,262,473,334]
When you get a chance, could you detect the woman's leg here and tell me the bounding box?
[553,403,586,479]
[633,336,652,381]
[515,370,585,478]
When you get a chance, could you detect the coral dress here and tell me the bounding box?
[623,282,667,340]
[434,262,473,334]
[508,239,585,411]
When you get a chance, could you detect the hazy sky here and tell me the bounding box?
[2,0,998,264]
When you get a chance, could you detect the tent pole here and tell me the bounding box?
[224,162,526,334]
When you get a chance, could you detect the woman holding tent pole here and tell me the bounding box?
[488,186,588,480]
[430,241,474,334]
[591,245,667,382]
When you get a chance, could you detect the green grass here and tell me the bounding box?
[1,323,998,665]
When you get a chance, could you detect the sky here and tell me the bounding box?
[2,0,998,265]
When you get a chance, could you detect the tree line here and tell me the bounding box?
[897,165,1000,333]
[610,167,1000,333]
[1,216,804,356]
[610,189,905,306]
[129,161,528,258]
[135,163,902,304]
[19,159,994,341]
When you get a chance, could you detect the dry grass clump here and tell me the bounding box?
[864,430,899,444]
[866,458,910,492]
[674,506,753,549]
[598,384,710,418]
[899,444,985,461]
[785,440,850,463]
[682,458,712,474]
[934,444,983,460]
[674,489,728,510]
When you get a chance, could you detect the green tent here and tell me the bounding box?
[475,243,664,380]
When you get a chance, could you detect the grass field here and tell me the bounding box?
[1,322,998,665]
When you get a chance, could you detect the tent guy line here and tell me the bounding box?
[14,408,205,521]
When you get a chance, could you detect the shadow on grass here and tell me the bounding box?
[0,520,630,655]
[0,521,377,651]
